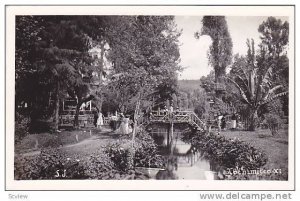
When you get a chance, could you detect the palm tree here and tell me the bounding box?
[227,39,288,131]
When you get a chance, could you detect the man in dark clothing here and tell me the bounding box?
[221,116,226,130]
[93,110,98,127]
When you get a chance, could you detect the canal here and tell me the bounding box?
[140,126,222,180]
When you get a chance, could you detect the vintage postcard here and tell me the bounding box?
[5,5,295,190]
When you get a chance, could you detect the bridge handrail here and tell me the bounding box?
[150,110,206,130]
[189,112,206,127]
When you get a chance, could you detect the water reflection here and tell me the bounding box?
[149,129,220,180]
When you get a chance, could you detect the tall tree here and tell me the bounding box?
[16,16,97,131]
[258,17,289,116]
[258,17,289,58]
[106,16,181,116]
[195,16,233,84]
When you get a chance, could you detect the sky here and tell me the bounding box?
[175,16,289,80]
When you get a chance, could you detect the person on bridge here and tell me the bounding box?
[170,104,174,113]
[163,105,169,116]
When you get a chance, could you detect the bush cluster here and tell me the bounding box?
[15,130,160,180]
[263,113,283,136]
[15,113,30,141]
[14,149,87,180]
[104,130,164,171]
[186,131,268,172]
[133,130,164,168]
[104,141,134,172]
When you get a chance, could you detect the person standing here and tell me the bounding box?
[170,104,174,113]
[122,115,130,134]
[231,113,237,130]
[217,113,223,133]
[221,115,226,130]
[115,113,123,133]
[93,110,98,128]
[110,115,118,131]
[97,112,104,129]
[164,106,169,117]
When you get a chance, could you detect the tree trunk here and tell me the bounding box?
[74,102,81,129]
[99,41,105,83]
[248,107,258,131]
[130,96,141,169]
[53,82,60,131]
[73,95,95,129]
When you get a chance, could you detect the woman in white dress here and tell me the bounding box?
[217,114,223,133]
[97,112,104,129]
[122,117,130,134]
[231,113,237,130]
[118,115,130,134]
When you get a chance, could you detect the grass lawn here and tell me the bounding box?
[15,128,106,154]
[220,128,289,180]
[15,126,122,160]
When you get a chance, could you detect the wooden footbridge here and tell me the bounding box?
[142,109,206,157]
[147,110,206,131]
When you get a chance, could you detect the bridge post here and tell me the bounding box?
[166,121,174,154]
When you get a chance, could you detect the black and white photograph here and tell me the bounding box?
[5,5,295,190]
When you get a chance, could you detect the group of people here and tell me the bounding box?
[160,105,180,115]
[111,113,132,135]
[94,111,133,134]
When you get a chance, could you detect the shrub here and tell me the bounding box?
[83,151,122,179]
[15,130,162,180]
[82,149,151,180]
[185,130,268,173]
[263,113,282,136]
[104,130,164,172]
[134,130,164,168]
[14,148,87,180]
[15,113,30,141]
[104,140,134,172]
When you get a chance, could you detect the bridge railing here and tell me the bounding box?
[149,110,206,130]
[189,112,206,130]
